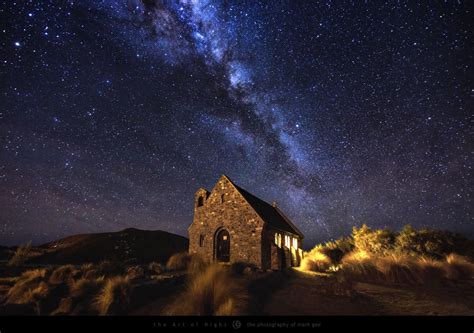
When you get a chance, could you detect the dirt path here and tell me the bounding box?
[262,269,474,315]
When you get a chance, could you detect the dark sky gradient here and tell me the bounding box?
[1,1,472,247]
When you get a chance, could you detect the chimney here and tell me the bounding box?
[272,201,277,207]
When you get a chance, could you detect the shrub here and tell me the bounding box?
[165,265,247,315]
[94,276,132,315]
[352,225,395,255]
[7,242,32,267]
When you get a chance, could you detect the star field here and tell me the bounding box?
[0,1,472,246]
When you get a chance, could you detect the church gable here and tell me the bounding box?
[188,175,304,270]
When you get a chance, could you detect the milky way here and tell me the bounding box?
[1,1,472,246]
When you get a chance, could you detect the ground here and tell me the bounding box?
[129,268,474,316]
[261,269,474,315]
[1,264,473,316]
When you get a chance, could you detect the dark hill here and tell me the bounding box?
[30,228,188,265]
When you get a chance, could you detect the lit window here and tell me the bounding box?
[274,233,282,247]
[292,238,298,249]
[284,235,290,248]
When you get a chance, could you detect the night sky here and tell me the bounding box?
[1,1,472,247]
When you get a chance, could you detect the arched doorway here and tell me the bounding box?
[215,229,230,262]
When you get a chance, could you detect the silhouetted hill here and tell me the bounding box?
[30,228,188,265]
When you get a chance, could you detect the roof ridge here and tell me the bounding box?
[228,180,303,238]
[273,205,304,238]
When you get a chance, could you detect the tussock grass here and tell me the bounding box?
[166,252,191,271]
[94,276,132,315]
[96,261,125,277]
[166,252,207,273]
[126,266,145,280]
[337,251,474,285]
[165,264,247,315]
[147,262,164,275]
[49,265,78,285]
[70,276,105,298]
[300,251,332,272]
[444,253,474,280]
[7,242,32,267]
[6,269,50,304]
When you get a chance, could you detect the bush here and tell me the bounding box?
[352,224,395,255]
[94,276,132,315]
[164,265,247,315]
[7,242,32,267]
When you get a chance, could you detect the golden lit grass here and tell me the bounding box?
[300,251,332,272]
[444,253,474,280]
[338,251,474,285]
[70,276,105,298]
[6,269,50,305]
[166,252,208,273]
[93,276,132,315]
[164,264,247,315]
[49,265,79,285]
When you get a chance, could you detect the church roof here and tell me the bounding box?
[225,177,304,238]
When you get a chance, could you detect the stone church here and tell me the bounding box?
[188,175,304,270]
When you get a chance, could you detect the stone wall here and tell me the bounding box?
[188,176,265,268]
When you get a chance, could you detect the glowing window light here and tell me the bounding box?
[292,238,298,249]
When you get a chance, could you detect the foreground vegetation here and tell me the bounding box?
[301,224,474,285]
[1,225,473,316]
[0,253,248,316]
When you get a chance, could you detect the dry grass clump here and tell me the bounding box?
[300,251,332,272]
[93,276,133,315]
[126,266,145,280]
[164,264,247,315]
[444,253,474,280]
[49,265,78,285]
[148,262,164,275]
[166,252,192,271]
[166,252,208,273]
[338,250,474,285]
[70,276,105,298]
[6,269,50,304]
[7,242,32,267]
[96,261,125,277]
